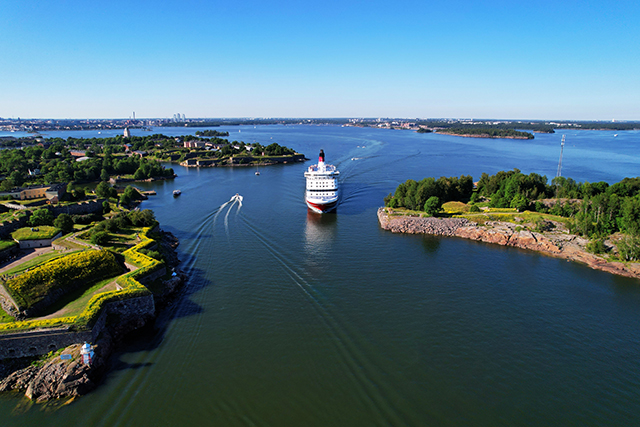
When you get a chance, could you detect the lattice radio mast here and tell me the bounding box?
[556,134,566,177]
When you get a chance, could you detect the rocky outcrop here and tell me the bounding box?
[377,210,470,235]
[378,208,640,280]
[0,343,104,402]
[0,229,186,402]
[455,221,562,254]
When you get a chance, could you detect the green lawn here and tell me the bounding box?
[12,226,60,241]
[102,228,143,252]
[0,212,17,222]
[0,307,14,323]
[52,236,87,251]
[36,275,119,318]
[0,240,17,251]
[442,201,471,214]
[457,210,571,228]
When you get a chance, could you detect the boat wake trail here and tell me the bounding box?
[238,217,408,425]
[197,193,244,238]
[221,194,242,236]
[180,193,244,273]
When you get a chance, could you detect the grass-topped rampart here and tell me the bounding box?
[0,225,163,334]
[11,226,60,241]
[4,249,122,311]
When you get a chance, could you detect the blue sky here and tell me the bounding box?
[1,0,639,120]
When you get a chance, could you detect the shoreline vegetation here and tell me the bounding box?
[0,133,302,197]
[434,130,533,139]
[381,171,640,279]
[377,208,640,280]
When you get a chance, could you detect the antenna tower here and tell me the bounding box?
[556,134,566,178]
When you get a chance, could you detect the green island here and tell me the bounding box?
[0,133,302,193]
[195,129,230,137]
[380,170,640,278]
[434,127,535,139]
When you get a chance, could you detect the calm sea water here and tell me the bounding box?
[1,126,640,426]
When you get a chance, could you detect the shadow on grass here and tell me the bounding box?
[36,274,120,318]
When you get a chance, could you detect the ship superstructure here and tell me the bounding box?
[304,149,340,213]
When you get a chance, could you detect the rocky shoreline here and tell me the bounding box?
[0,230,187,403]
[378,208,640,280]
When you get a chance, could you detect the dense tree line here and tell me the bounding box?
[0,137,175,191]
[261,142,296,156]
[477,170,640,259]
[415,120,555,134]
[554,122,640,131]
[195,130,230,137]
[384,175,474,213]
[388,170,640,259]
[437,127,534,139]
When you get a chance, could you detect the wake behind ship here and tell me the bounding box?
[304,149,340,213]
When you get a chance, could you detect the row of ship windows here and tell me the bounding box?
[309,182,337,188]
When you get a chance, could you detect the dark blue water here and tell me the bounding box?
[1,126,639,426]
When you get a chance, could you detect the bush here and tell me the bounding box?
[91,231,110,246]
[586,239,606,254]
[139,249,163,261]
[618,235,640,261]
[72,213,102,224]
[424,196,441,216]
[534,201,548,213]
[29,209,54,226]
[469,204,480,213]
[54,213,74,234]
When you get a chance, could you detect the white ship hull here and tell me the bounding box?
[304,150,340,214]
[305,191,339,213]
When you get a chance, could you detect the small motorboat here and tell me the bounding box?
[173,190,181,197]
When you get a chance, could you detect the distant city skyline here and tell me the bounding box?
[2,0,639,120]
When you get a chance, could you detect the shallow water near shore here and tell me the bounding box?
[2,126,640,426]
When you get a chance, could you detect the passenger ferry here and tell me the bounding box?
[304,149,339,213]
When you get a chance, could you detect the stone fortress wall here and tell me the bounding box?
[0,294,155,359]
